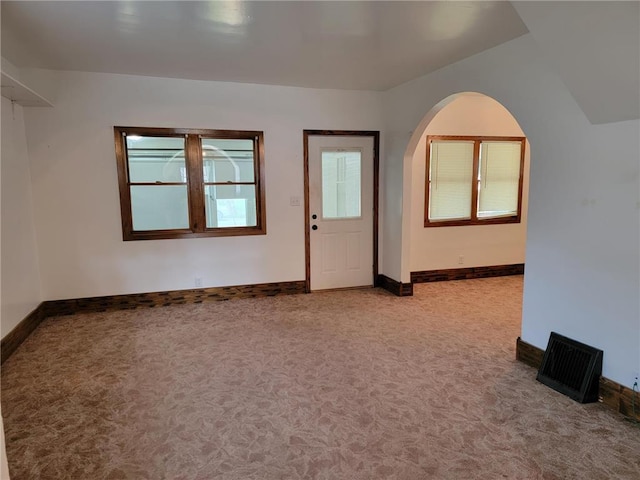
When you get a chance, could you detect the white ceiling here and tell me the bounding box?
[2,1,638,124]
[1,1,528,91]
[513,2,640,125]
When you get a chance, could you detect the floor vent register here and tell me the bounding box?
[537,332,603,403]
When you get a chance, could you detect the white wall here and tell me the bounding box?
[410,93,529,272]
[382,34,639,388]
[22,71,383,300]
[1,95,42,336]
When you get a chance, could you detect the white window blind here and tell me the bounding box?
[478,141,521,218]
[428,141,474,221]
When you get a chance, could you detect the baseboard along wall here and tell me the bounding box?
[377,264,526,297]
[411,264,524,283]
[0,303,48,365]
[516,337,640,423]
[43,281,307,317]
[375,274,414,297]
[1,280,306,365]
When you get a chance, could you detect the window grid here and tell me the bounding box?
[114,127,266,241]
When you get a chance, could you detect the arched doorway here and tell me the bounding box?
[396,91,531,340]
[403,92,530,276]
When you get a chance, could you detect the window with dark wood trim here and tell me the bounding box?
[425,135,525,227]
[114,127,266,240]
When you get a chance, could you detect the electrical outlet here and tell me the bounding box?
[195,277,203,288]
[458,255,464,265]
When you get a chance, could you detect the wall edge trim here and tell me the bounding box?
[1,303,47,365]
[411,264,524,283]
[375,274,414,297]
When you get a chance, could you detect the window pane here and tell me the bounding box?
[204,185,257,228]
[126,136,186,183]
[321,150,361,219]
[130,185,189,230]
[201,138,255,183]
[429,141,474,221]
[478,141,521,218]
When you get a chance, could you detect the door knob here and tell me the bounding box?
[312,225,318,230]
[312,214,317,219]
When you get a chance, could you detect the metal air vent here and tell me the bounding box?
[537,332,602,403]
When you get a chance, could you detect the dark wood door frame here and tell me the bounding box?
[303,130,380,293]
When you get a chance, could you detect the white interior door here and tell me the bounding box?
[309,135,374,290]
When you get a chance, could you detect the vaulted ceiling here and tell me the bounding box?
[1,1,529,91]
[1,1,638,124]
[512,2,639,124]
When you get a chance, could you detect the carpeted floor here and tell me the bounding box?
[2,276,639,479]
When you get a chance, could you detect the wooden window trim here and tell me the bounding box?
[114,126,266,241]
[424,135,525,228]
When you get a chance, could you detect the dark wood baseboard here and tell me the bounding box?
[376,274,413,297]
[378,264,524,297]
[411,264,524,283]
[1,281,306,364]
[515,336,545,369]
[44,280,307,317]
[516,337,640,422]
[1,303,47,365]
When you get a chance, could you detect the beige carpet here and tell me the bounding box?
[2,276,639,479]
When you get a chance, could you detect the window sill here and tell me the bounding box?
[123,226,267,241]
[424,217,521,228]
